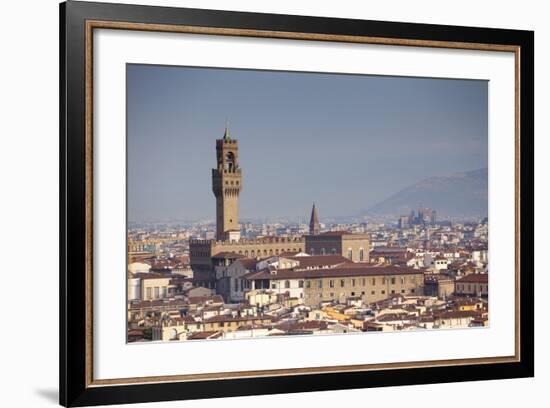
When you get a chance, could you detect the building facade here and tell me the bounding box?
[305,231,369,263]
[455,273,488,297]
[243,265,424,307]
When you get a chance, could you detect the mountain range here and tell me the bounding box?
[363,168,488,219]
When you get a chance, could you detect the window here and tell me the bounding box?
[298,280,304,288]
[321,248,326,255]
[361,291,365,295]
[351,292,355,296]
[317,280,323,288]
[352,279,356,287]
[410,289,415,294]
[146,287,152,299]
[362,278,366,286]
[391,290,396,294]
[234,279,239,292]
[382,278,386,284]
[306,281,311,288]
[331,248,337,254]
[401,289,405,293]
[310,248,315,255]
[329,280,335,288]
[381,290,386,294]
[161,286,167,298]
[371,290,375,295]
[391,277,396,285]
[347,248,353,260]
[225,152,235,171]
[372,278,376,285]
[359,248,364,261]
[330,292,334,298]
[401,277,405,284]
[154,287,160,299]
[271,283,276,289]
[284,280,290,289]
[340,279,345,288]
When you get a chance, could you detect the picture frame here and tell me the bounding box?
[60,1,534,406]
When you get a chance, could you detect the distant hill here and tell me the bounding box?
[363,168,488,219]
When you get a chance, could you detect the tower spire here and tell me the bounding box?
[309,203,320,235]
[223,119,230,140]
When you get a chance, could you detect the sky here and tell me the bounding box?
[127,64,488,223]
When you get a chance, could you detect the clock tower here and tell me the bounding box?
[212,125,242,241]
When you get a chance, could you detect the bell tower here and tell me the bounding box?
[212,124,242,241]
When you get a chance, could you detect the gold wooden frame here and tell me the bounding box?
[84,20,521,388]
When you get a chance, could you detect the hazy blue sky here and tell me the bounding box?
[127,64,487,223]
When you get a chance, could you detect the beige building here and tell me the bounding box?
[424,274,455,298]
[201,315,274,333]
[244,265,424,307]
[305,231,369,263]
[140,275,173,300]
[455,273,488,297]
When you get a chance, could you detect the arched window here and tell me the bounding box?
[225,152,235,171]
[284,280,290,289]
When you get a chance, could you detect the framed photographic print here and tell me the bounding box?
[59,1,534,406]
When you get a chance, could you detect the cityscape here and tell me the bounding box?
[127,126,488,343]
[126,65,488,343]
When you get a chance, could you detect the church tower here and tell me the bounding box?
[309,203,320,235]
[212,125,242,241]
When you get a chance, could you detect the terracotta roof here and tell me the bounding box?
[188,331,223,340]
[288,255,353,269]
[244,265,423,280]
[434,310,482,319]
[376,313,413,322]
[204,315,273,323]
[274,320,329,331]
[456,274,488,283]
[237,258,259,270]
